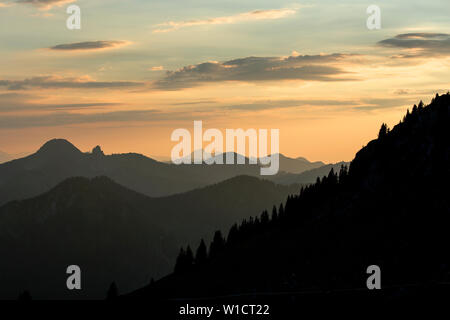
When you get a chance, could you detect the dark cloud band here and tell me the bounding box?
[15,0,75,10]
[0,76,145,90]
[154,53,360,90]
[49,41,128,51]
[378,33,450,57]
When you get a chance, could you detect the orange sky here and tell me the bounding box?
[1,1,449,163]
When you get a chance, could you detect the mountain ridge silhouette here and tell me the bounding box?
[0,174,299,299]
[127,93,450,303]
[0,139,338,206]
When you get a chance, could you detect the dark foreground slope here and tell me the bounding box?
[129,94,450,304]
[0,175,298,299]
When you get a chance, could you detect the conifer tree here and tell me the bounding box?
[271,205,278,222]
[328,168,338,184]
[378,123,389,139]
[210,230,225,259]
[18,291,32,301]
[106,282,118,300]
[418,100,424,109]
[278,203,285,220]
[195,239,208,265]
[185,246,194,267]
[227,224,239,246]
[260,210,269,225]
[339,164,348,185]
[174,247,186,273]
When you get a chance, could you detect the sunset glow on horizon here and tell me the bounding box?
[1,0,449,163]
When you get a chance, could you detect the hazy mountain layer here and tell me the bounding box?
[0,175,298,299]
[0,141,262,206]
[0,140,331,206]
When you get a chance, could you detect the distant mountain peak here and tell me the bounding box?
[92,145,105,157]
[36,139,82,156]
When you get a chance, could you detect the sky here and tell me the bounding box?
[0,0,449,162]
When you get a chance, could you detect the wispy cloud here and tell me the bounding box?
[0,92,122,112]
[15,0,75,10]
[221,99,360,111]
[0,75,145,90]
[353,97,417,112]
[200,97,415,112]
[153,7,298,33]
[48,41,130,52]
[149,66,164,71]
[0,108,205,128]
[0,2,14,7]
[154,53,360,90]
[378,32,450,58]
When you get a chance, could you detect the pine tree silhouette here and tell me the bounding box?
[261,209,269,225]
[209,231,225,259]
[195,240,208,265]
[106,282,118,300]
[378,123,389,139]
[227,224,239,247]
[174,247,186,273]
[278,203,285,219]
[18,290,32,301]
[185,246,194,267]
[271,205,278,222]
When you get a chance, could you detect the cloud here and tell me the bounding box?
[353,97,416,111]
[392,88,449,97]
[0,2,14,7]
[0,96,417,129]
[154,53,360,90]
[49,41,130,52]
[149,66,164,71]
[153,7,298,33]
[15,0,75,10]
[0,75,145,90]
[31,11,53,17]
[393,33,449,40]
[221,99,360,111]
[0,92,125,114]
[378,33,450,58]
[0,110,153,128]
[204,97,415,112]
[0,108,205,128]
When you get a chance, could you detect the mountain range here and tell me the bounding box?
[0,150,31,164]
[178,151,325,174]
[263,154,325,174]
[0,140,343,207]
[0,140,259,206]
[0,174,299,299]
[0,129,348,299]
